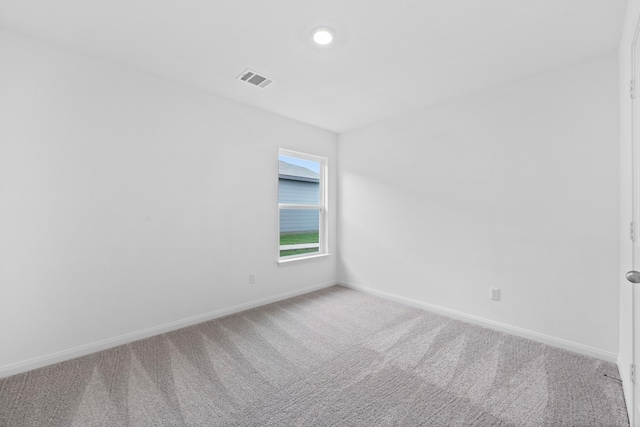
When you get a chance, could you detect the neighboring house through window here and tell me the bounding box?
[278,149,327,261]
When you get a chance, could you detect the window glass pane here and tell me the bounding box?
[279,155,320,204]
[280,209,320,257]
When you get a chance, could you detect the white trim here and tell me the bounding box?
[279,204,322,210]
[620,356,635,419]
[279,148,326,163]
[0,281,337,379]
[279,243,320,250]
[277,253,331,265]
[341,282,618,363]
[626,7,640,425]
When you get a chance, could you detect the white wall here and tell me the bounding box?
[0,28,338,375]
[338,53,620,359]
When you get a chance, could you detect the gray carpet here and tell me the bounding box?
[0,285,629,426]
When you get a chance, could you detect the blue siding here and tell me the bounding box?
[278,179,320,204]
[278,178,320,233]
[279,209,319,233]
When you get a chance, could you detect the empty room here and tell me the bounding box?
[1,0,639,425]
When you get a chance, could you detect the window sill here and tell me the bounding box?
[277,253,331,266]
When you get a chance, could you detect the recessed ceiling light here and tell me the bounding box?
[311,27,335,45]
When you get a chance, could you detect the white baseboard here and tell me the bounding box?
[0,281,336,379]
[341,282,618,363]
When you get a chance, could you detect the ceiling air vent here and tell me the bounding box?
[237,69,274,89]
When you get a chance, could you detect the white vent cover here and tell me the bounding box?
[237,69,274,88]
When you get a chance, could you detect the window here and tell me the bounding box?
[278,149,327,261]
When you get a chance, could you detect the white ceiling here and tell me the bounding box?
[0,0,628,133]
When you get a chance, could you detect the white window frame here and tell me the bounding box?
[278,149,328,264]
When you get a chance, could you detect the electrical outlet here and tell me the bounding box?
[249,274,256,284]
[490,287,500,301]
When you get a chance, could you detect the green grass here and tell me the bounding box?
[279,231,319,245]
[280,231,319,257]
[280,248,319,257]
